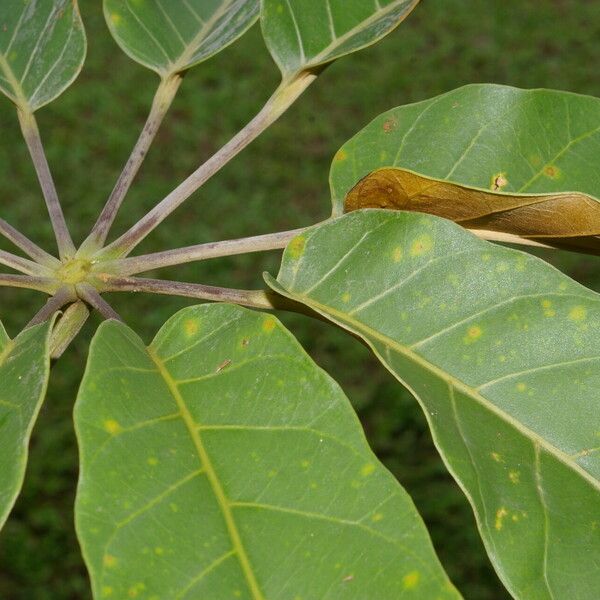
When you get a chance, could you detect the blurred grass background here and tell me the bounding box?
[0,0,599,598]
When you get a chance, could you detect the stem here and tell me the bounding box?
[17,109,76,260]
[81,74,183,252]
[49,301,90,359]
[103,227,308,275]
[0,218,60,267]
[26,287,75,327]
[0,273,57,293]
[99,275,307,312]
[76,283,123,321]
[98,73,317,259]
[0,249,53,276]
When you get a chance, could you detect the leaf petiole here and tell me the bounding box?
[95,72,317,259]
[96,275,313,316]
[100,226,311,275]
[81,74,183,252]
[0,218,60,268]
[17,109,76,261]
[0,274,57,294]
[0,249,54,277]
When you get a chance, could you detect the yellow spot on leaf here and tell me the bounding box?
[495,507,508,530]
[410,234,433,257]
[516,382,527,392]
[371,513,384,522]
[184,319,199,337]
[268,469,278,478]
[468,325,482,339]
[463,325,482,344]
[491,452,503,463]
[544,165,561,179]
[262,316,277,333]
[301,460,310,468]
[169,503,179,512]
[569,306,587,322]
[360,463,376,477]
[154,547,164,555]
[128,583,145,598]
[392,246,403,262]
[103,419,121,435]
[103,554,117,568]
[110,13,121,25]
[288,236,306,259]
[102,587,113,597]
[334,149,348,162]
[509,470,520,484]
[341,292,351,304]
[147,457,158,466]
[402,571,421,589]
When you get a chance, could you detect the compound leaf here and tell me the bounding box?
[0,0,86,111]
[75,304,460,600]
[104,0,259,77]
[261,0,420,79]
[0,319,53,530]
[268,210,600,600]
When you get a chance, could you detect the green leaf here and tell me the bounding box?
[104,0,259,77]
[330,84,600,217]
[268,210,600,600]
[75,304,460,600]
[0,0,86,111]
[0,319,53,530]
[261,0,420,79]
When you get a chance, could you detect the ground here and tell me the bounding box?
[0,0,598,598]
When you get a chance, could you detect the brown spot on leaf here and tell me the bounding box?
[544,165,561,179]
[383,118,397,133]
[492,173,508,191]
[216,359,231,373]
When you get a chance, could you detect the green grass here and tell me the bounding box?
[0,0,599,598]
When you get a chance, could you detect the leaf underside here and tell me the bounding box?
[330,83,600,249]
[345,167,600,253]
[75,304,459,600]
[104,0,259,76]
[0,0,86,111]
[261,0,420,77]
[0,319,53,530]
[269,210,600,600]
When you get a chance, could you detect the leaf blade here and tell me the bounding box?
[330,84,600,220]
[75,304,460,599]
[261,0,420,78]
[0,0,86,111]
[269,210,600,599]
[0,319,53,530]
[103,0,259,76]
[345,167,600,252]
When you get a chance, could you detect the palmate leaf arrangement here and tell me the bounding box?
[0,0,599,598]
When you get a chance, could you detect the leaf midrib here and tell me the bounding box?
[283,291,600,493]
[147,347,265,600]
[299,0,419,71]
